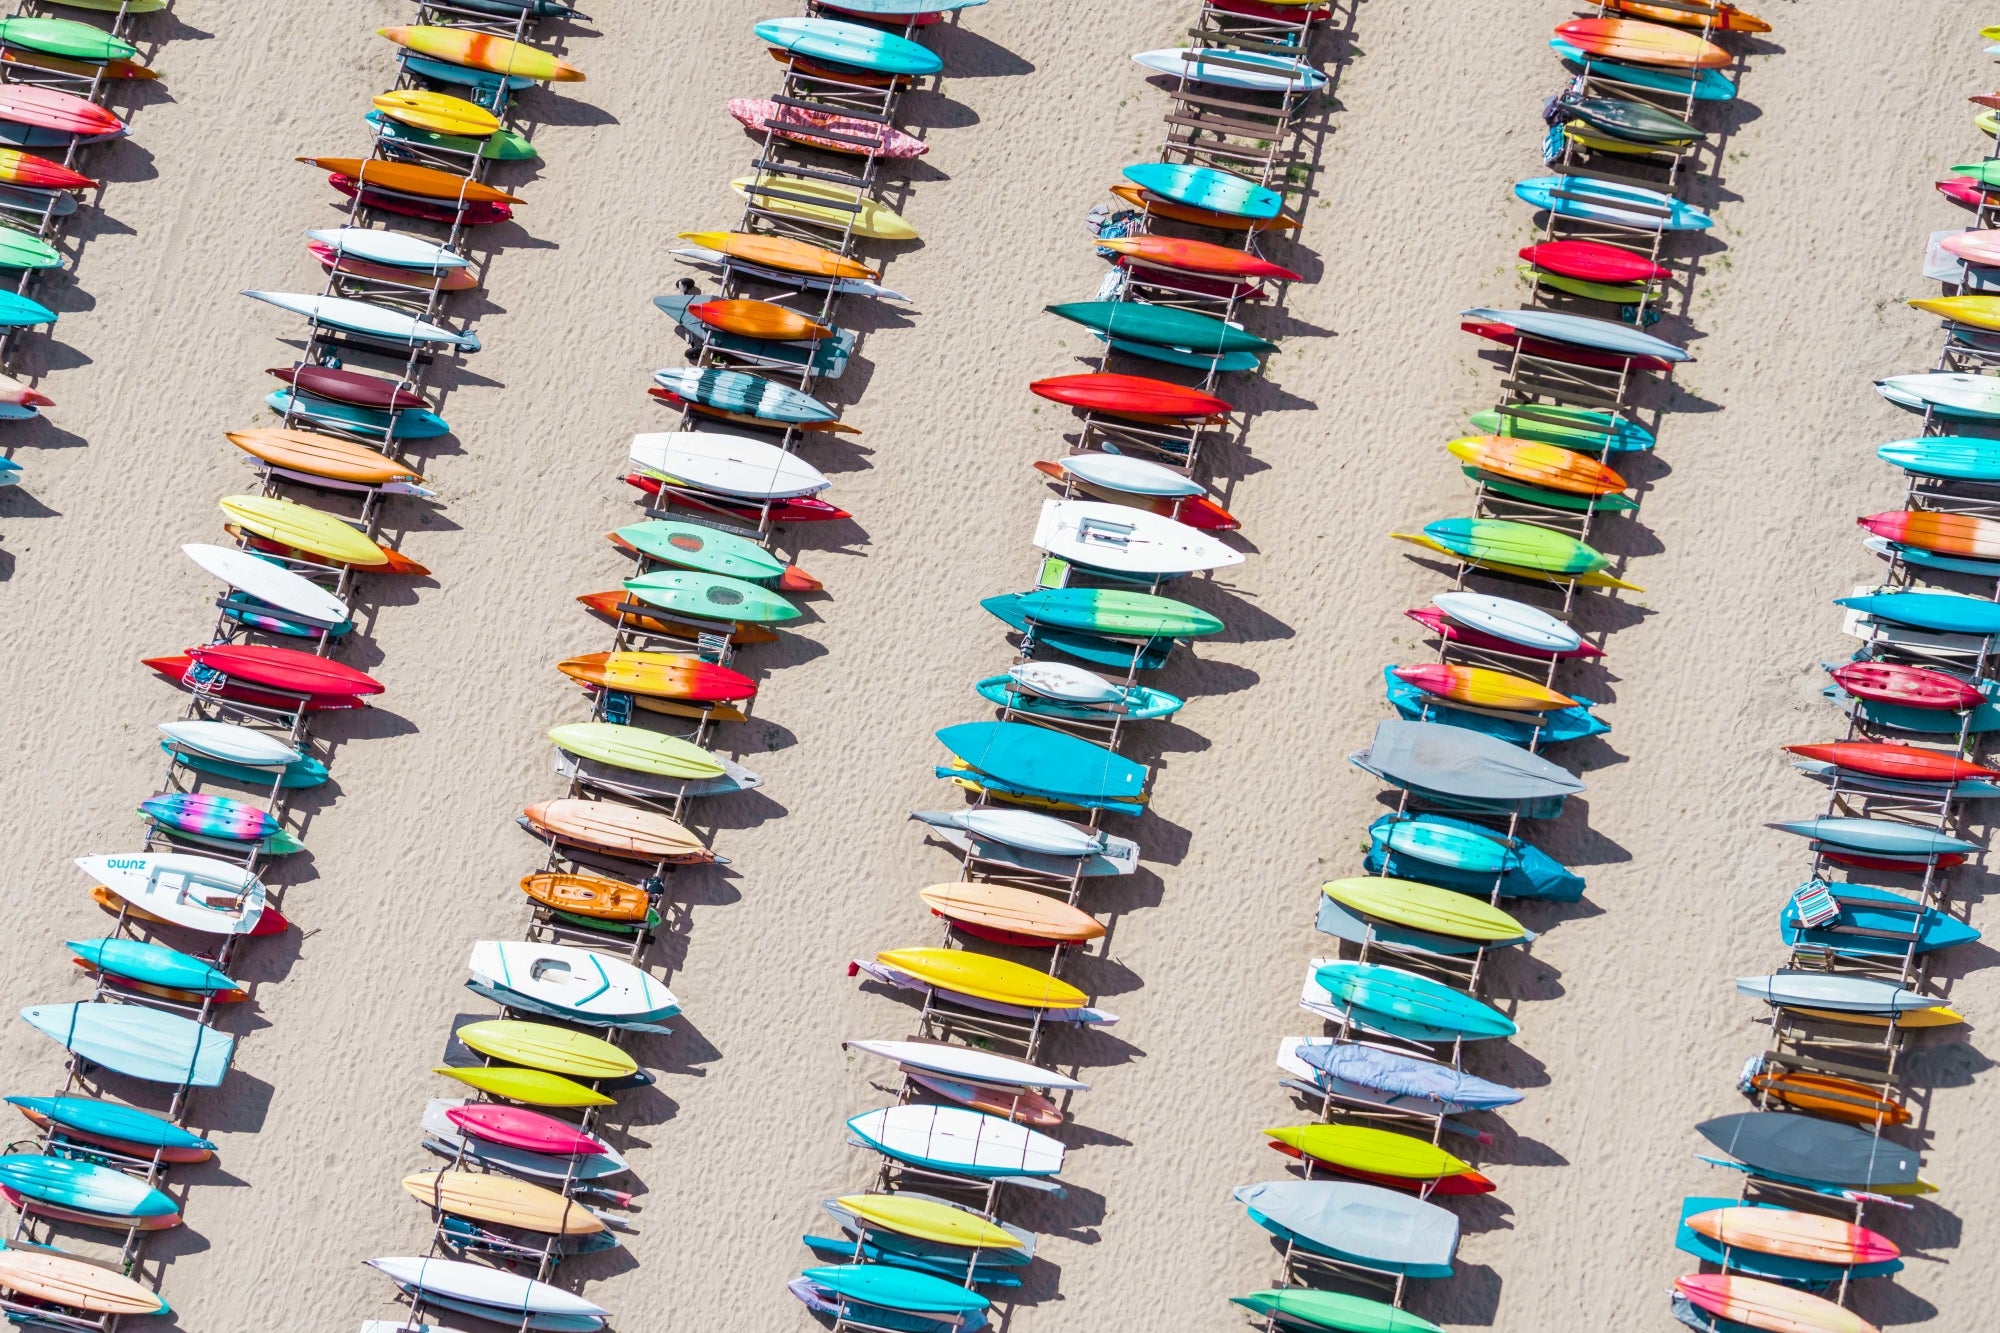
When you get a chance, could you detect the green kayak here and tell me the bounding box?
[616,519,787,583]
[367,111,537,162]
[1462,468,1640,513]
[1563,94,1702,145]
[1952,159,2000,188]
[1045,300,1275,355]
[623,569,799,624]
[0,16,136,62]
[549,722,724,780]
[1469,405,1654,454]
[1014,588,1222,639]
[1421,517,1607,575]
[1231,1289,1443,1333]
[1519,266,1649,305]
[0,228,61,271]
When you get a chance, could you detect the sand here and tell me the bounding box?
[0,0,1993,1328]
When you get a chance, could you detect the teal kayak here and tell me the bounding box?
[1836,590,2000,635]
[1364,812,1586,901]
[801,1265,989,1317]
[1549,37,1735,101]
[935,721,1147,803]
[1122,161,1282,219]
[652,366,834,422]
[1877,435,2000,481]
[755,16,942,76]
[401,53,530,98]
[0,289,55,327]
[624,569,799,624]
[1013,587,1222,638]
[1779,881,1979,957]
[158,739,330,788]
[1098,334,1262,373]
[1314,961,1517,1041]
[0,1154,177,1219]
[268,389,449,440]
[20,1002,235,1087]
[981,594,1175,669]
[66,938,240,994]
[1049,300,1272,354]
[1372,814,1520,875]
[974,673,1182,721]
[5,1095,214,1153]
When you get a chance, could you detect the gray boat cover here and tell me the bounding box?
[1352,719,1584,800]
[1299,1041,1522,1110]
[1696,1112,1918,1186]
[1231,1180,1459,1267]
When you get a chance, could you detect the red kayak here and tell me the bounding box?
[267,365,427,412]
[1028,372,1231,421]
[1828,661,1983,711]
[1117,259,1267,302]
[1518,239,1667,284]
[446,1103,608,1156]
[1938,176,1992,208]
[328,175,512,226]
[1462,321,1677,374]
[1030,460,1238,530]
[1100,234,1301,281]
[1208,0,1331,19]
[1784,741,1997,785]
[1266,1141,1496,1196]
[143,655,368,711]
[1404,606,1604,659]
[186,643,385,698]
[621,472,850,523]
[1822,849,1967,873]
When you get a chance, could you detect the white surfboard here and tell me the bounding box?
[242,291,479,351]
[75,853,267,934]
[1033,499,1242,575]
[307,227,470,270]
[467,941,678,1020]
[949,806,1105,856]
[1431,591,1580,652]
[628,431,829,499]
[1060,451,1204,498]
[158,720,304,768]
[845,1038,1089,1091]
[183,543,349,627]
[365,1257,608,1318]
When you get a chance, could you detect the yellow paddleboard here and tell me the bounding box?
[1786,1004,1964,1030]
[402,1170,605,1235]
[373,88,500,138]
[455,1019,637,1080]
[432,1064,614,1107]
[730,175,919,241]
[837,1194,1021,1249]
[1392,532,1643,591]
[220,494,387,567]
[877,946,1087,1010]
[548,721,725,779]
[1908,295,2000,332]
[1265,1124,1471,1179]
[1321,877,1525,943]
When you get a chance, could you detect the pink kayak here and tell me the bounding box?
[1404,606,1604,659]
[446,1104,608,1156]
[1941,229,2000,267]
[1938,176,1993,208]
[139,792,280,842]
[726,97,927,159]
[0,85,124,138]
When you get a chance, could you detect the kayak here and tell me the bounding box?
[1131,47,1325,93]
[1736,971,1933,1015]
[373,88,498,138]
[1877,373,2000,421]
[1554,17,1730,68]
[1674,1275,1877,1333]
[377,25,585,81]
[1779,880,1978,957]
[1011,587,1222,638]
[557,652,755,703]
[1470,404,1655,453]
[1046,299,1274,354]
[185,643,383,698]
[1557,92,1702,144]
[266,388,447,440]
[753,16,943,76]
[934,721,1146,804]
[1767,816,1975,857]
[1783,741,1994,784]
[623,569,800,624]
[1603,0,1769,32]
[1836,589,2000,635]
[1030,372,1231,420]
[727,96,925,158]
[1407,516,1608,575]
[677,229,876,281]
[1449,435,1624,495]
[1461,306,1689,362]
[1109,181,1299,232]
[1233,1179,1459,1278]
[297,156,521,205]
[1860,509,2000,559]
[1321,876,1524,942]
[1392,663,1575,712]
[1230,1289,1441,1333]
[1121,161,1283,219]
[1878,435,2000,480]
[731,173,917,240]
[0,16,135,63]
[1097,235,1299,281]
[242,290,478,351]
[1548,37,1736,100]
[1513,174,1711,230]
[1826,660,1982,710]
[1313,960,1516,1041]
[1032,497,1242,574]
[649,369,834,423]
[226,427,429,493]
[1518,238,1667,284]
[1684,1204,1895,1271]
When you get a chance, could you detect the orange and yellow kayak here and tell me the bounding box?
[678,229,877,280]
[1392,663,1578,712]
[688,298,830,342]
[555,651,757,703]
[1602,0,1769,33]
[379,25,584,82]
[0,147,92,191]
[1447,435,1626,496]
[1684,1206,1899,1267]
[1858,510,2000,559]
[1555,17,1731,69]
[298,156,520,205]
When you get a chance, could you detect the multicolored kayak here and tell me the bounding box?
[1554,17,1729,68]
[1012,587,1222,638]
[650,368,834,423]
[139,792,283,844]
[1120,161,1282,219]
[1513,174,1711,230]
[1392,663,1576,712]
[1471,404,1655,453]
[1684,1202,1896,1269]
[1859,509,2000,559]
[0,1154,178,1224]
[378,25,585,81]
[1549,37,1736,100]
[1603,0,1769,33]
[678,229,877,280]
[1673,1275,1877,1333]
[1400,517,1609,576]
[1449,435,1625,495]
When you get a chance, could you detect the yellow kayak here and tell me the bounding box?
[373,88,499,138]
[402,1170,605,1235]
[455,1019,637,1080]
[1265,1124,1471,1179]
[1563,121,1691,155]
[1322,877,1526,943]
[1908,295,2000,332]
[432,1064,614,1107]
[945,762,1149,811]
[379,25,585,82]
[1787,1004,1964,1030]
[1392,531,1643,591]
[219,494,386,567]
[876,946,1087,1010]
[837,1194,1022,1249]
[731,174,919,241]
[548,721,725,780]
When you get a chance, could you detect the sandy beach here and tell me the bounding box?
[0,0,1994,1329]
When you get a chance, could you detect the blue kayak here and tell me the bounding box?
[1836,589,2000,636]
[980,594,1174,669]
[800,1264,989,1317]
[0,1153,178,1219]
[1462,306,1690,362]
[401,52,531,96]
[1548,38,1736,101]
[1514,175,1711,231]
[1861,534,2000,578]
[935,721,1146,804]
[1122,161,1282,219]
[1369,812,1516,874]
[801,1236,1020,1287]
[67,938,239,994]
[6,1095,214,1152]
[1296,1039,1523,1111]
[1780,880,1979,956]
[1674,1196,1901,1285]
[1878,435,2000,481]
[1767,816,1975,857]
[755,17,943,76]
[1382,666,1607,745]
[1364,813,1584,901]
[267,388,449,440]
[20,1002,235,1087]
[0,289,55,327]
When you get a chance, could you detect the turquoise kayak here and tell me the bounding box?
[1314,960,1517,1040]
[268,388,449,440]
[20,1001,235,1087]
[1549,38,1736,101]
[158,739,330,788]
[1012,587,1223,638]
[1780,881,1979,957]
[1047,300,1273,354]
[1877,435,2000,481]
[754,16,942,76]
[615,518,790,583]
[974,673,1181,721]
[0,1154,178,1219]
[0,288,55,327]
[1371,813,1518,875]
[1836,590,2000,635]
[801,1265,990,1317]
[1514,175,1711,231]
[401,52,530,97]
[935,721,1147,803]
[1861,536,2000,578]
[1364,812,1585,901]
[67,938,240,994]
[980,594,1175,670]
[5,1095,214,1152]
[1122,161,1282,219]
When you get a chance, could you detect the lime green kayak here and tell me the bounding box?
[1013,587,1222,638]
[1469,406,1654,454]
[1231,1289,1443,1333]
[0,229,61,271]
[0,16,135,61]
[366,111,537,162]
[623,569,798,624]
[1519,265,1650,305]
[1461,468,1640,512]
[549,721,725,780]
[1420,517,1607,575]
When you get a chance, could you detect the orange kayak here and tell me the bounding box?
[678,229,877,280]
[1747,1068,1911,1127]
[575,590,780,645]
[522,798,711,863]
[225,428,426,489]
[520,871,653,922]
[1555,17,1731,68]
[1684,1206,1899,1267]
[297,156,520,205]
[1858,509,2000,559]
[1448,434,1626,496]
[917,882,1106,945]
[1393,663,1578,712]
[1110,183,1300,232]
[1602,0,1769,33]
[1096,235,1302,281]
[0,148,92,191]
[556,650,758,703]
[688,298,830,342]
[768,45,908,88]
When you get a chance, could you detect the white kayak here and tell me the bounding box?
[241,291,480,351]
[844,1038,1089,1092]
[1132,47,1327,93]
[1735,972,1934,1014]
[1057,451,1204,498]
[467,941,679,1021]
[365,1257,609,1319]
[182,543,349,627]
[1431,591,1580,652]
[1033,498,1243,575]
[948,806,1105,856]
[849,1104,1065,1176]
[1876,373,2000,419]
[628,431,830,499]
[305,227,470,270]
[75,853,267,934]
[157,720,304,768]
[1009,661,1124,704]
